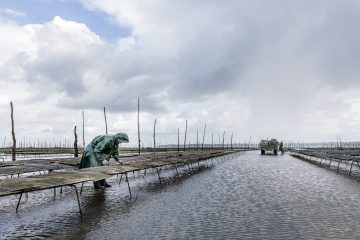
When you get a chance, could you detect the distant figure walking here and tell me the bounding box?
[279,141,285,155]
[79,133,129,190]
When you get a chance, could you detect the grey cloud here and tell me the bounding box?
[305,4,360,87]
[8,1,360,110]
[2,1,360,144]
[28,1,360,124]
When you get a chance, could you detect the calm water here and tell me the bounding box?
[1,151,360,239]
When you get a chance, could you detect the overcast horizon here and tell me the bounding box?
[1,0,360,147]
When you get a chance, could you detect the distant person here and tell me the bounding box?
[279,141,285,155]
[79,133,129,190]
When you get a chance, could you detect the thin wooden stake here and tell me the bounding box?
[212,133,214,149]
[153,118,156,153]
[202,123,206,151]
[74,126,79,157]
[103,107,108,134]
[10,102,16,161]
[82,110,85,148]
[137,98,141,154]
[183,120,187,152]
[196,129,199,150]
[177,128,180,152]
[222,131,225,149]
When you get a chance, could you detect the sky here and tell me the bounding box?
[1,0,360,147]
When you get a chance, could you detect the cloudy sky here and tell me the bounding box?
[0,0,360,147]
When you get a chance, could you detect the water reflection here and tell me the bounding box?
[1,151,360,239]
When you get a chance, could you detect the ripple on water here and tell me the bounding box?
[1,151,360,239]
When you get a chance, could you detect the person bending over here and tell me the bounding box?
[79,133,129,190]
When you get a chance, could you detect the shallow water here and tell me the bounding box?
[1,151,360,239]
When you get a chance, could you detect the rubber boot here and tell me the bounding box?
[100,179,112,188]
[93,181,105,190]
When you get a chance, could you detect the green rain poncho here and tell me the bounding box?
[79,133,129,169]
[279,141,284,151]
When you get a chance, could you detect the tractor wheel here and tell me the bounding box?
[274,150,278,155]
[261,150,265,155]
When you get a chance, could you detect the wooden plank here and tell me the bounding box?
[0,171,111,196]
[0,150,236,197]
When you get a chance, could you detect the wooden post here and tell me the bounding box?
[183,120,187,152]
[137,98,141,154]
[196,129,199,150]
[211,133,214,149]
[10,102,16,161]
[177,128,180,152]
[103,107,108,134]
[202,123,206,151]
[153,118,156,153]
[222,131,225,149]
[74,126,79,157]
[82,110,85,148]
[218,133,221,148]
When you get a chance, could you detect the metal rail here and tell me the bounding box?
[1,151,242,218]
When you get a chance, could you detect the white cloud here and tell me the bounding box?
[1,8,27,18]
[1,1,360,147]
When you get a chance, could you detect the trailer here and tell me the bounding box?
[260,139,279,155]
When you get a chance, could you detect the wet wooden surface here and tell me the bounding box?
[0,150,235,197]
[293,149,360,161]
